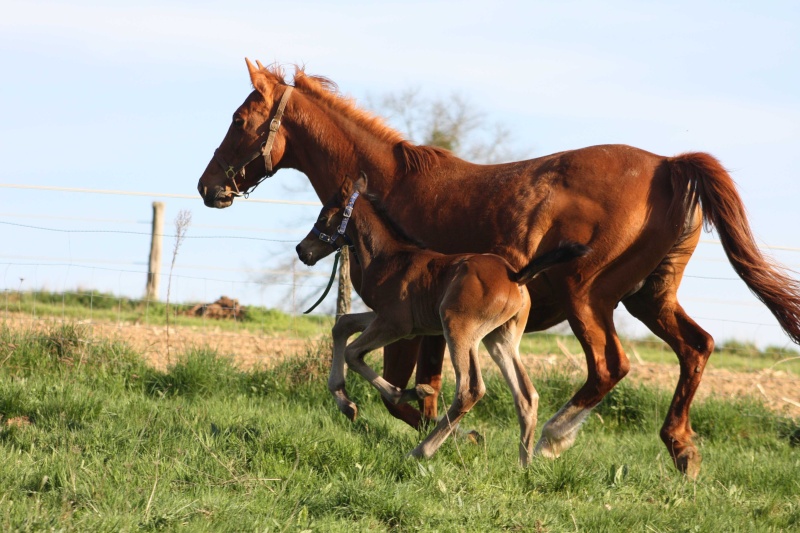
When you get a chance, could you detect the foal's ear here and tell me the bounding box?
[245,57,272,95]
[354,171,368,193]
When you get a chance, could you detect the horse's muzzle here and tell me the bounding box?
[198,181,235,209]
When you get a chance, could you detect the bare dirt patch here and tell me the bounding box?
[3,314,799,417]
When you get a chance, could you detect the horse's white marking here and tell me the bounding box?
[534,403,591,458]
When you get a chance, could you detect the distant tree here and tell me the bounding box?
[370,88,529,164]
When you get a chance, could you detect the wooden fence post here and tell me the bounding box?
[145,201,165,301]
[336,247,351,318]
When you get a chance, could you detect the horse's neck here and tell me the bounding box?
[288,98,401,200]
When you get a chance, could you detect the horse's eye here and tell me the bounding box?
[232,116,245,128]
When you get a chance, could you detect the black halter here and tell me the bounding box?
[311,191,359,251]
[213,86,293,197]
[303,191,360,314]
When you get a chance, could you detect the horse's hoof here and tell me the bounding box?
[415,384,436,398]
[405,448,424,460]
[339,402,358,422]
[533,437,560,459]
[674,447,701,480]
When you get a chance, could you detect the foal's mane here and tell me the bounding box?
[362,192,427,249]
[260,64,450,174]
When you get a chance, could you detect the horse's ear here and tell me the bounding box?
[354,172,368,193]
[245,57,272,95]
[340,175,353,197]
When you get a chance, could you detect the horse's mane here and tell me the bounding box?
[362,192,427,249]
[258,64,449,174]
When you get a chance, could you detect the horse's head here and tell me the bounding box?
[296,174,367,266]
[197,59,293,208]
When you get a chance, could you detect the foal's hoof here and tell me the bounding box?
[465,429,484,445]
[674,447,702,480]
[398,384,436,405]
[337,401,358,422]
[415,384,436,398]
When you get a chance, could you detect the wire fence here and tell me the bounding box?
[1,183,799,415]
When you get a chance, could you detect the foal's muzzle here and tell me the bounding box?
[296,243,318,266]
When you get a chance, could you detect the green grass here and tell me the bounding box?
[1,324,798,531]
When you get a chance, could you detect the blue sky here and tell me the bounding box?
[1,0,798,347]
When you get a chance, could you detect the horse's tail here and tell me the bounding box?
[668,152,800,345]
[512,242,590,285]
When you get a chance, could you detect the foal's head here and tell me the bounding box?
[296,175,366,266]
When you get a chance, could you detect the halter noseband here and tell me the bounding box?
[213,85,294,197]
[311,191,360,250]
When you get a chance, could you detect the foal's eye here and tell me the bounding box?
[232,115,245,128]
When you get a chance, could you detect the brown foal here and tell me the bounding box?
[296,174,588,463]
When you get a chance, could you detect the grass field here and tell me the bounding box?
[1,323,798,531]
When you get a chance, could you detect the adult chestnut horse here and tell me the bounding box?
[197,60,800,477]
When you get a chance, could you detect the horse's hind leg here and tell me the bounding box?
[484,320,538,466]
[623,271,713,479]
[416,336,446,423]
[410,330,485,460]
[535,297,630,459]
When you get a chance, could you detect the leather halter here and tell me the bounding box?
[212,85,294,197]
[302,190,359,315]
[311,191,359,250]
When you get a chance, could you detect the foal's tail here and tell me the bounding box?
[512,242,590,285]
[668,152,800,345]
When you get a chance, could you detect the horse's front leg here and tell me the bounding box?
[382,339,426,428]
[330,312,376,420]
[343,321,436,407]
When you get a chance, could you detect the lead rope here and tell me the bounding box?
[303,249,341,314]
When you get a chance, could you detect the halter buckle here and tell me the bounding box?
[269,118,281,132]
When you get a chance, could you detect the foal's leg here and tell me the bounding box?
[343,320,436,407]
[483,322,539,466]
[379,337,445,429]
[416,336,446,423]
[623,266,713,479]
[381,338,427,428]
[535,298,630,458]
[410,331,486,460]
[330,312,376,420]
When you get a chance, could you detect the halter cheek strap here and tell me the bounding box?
[213,85,294,197]
[311,191,359,250]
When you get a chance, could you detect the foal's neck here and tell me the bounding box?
[347,198,417,270]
